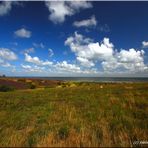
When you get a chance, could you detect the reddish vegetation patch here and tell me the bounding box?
[0,79,28,89]
[0,78,63,90]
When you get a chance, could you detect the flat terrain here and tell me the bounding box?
[0,78,148,147]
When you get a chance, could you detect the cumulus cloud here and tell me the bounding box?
[77,57,95,67]
[65,32,113,67]
[117,49,147,71]
[14,28,31,38]
[88,38,114,61]
[25,53,53,66]
[65,31,93,52]
[0,48,17,60]
[45,1,92,24]
[73,15,97,28]
[65,32,148,72]
[142,41,148,48]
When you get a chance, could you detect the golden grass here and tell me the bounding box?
[0,82,148,147]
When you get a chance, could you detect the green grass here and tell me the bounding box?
[0,82,148,147]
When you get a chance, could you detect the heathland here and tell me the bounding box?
[0,78,148,147]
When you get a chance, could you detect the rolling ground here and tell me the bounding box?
[0,78,148,147]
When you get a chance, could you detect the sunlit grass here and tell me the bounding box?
[0,82,148,147]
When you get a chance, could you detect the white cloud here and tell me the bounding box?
[102,49,147,72]
[54,60,100,75]
[45,1,92,24]
[21,64,45,73]
[65,32,113,66]
[48,48,54,57]
[142,41,148,48]
[0,1,22,16]
[73,15,97,28]
[14,28,31,38]
[24,53,53,66]
[68,1,92,10]
[21,64,31,69]
[65,32,148,72]
[117,49,147,72]
[0,48,17,60]
[24,53,42,65]
[33,42,45,49]
[117,48,144,63]
[88,38,114,61]
[0,1,13,16]
[0,59,11,67]
[45,1,72,24]
[21,60,99,76]
[77,57,95,67]
[2,62,11,67]
[55,61,81,73]
[65,31,93,53]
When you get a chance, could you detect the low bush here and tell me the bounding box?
[0,85,15,92]
[30,84,36,89]
[58,126,69,140]
[17,78,26,83]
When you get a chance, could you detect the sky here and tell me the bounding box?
[0,1,148,77]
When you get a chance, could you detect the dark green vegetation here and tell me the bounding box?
[0,79,148,147]
[0,85,14,92]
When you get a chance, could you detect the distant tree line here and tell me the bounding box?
[0,74,6,77]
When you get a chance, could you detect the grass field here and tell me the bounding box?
[0,79,148,147]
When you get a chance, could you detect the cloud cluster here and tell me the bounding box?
[55,61,81,73]
[0,59,11,67]
[25,53,53,66]
[0,48,17,68]
[0,48,17,60]
[21,64,45,73]
[65,32,148,72]
[14,28,32,38]
[73,15,97,28]
[65,32,113,68]
[45,1,92,24]
[102,49,147,72]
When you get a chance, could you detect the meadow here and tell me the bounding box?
[0,78,148,147]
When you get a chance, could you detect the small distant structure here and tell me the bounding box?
[2,74,6,77]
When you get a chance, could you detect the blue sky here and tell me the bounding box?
[0,1,148,77]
